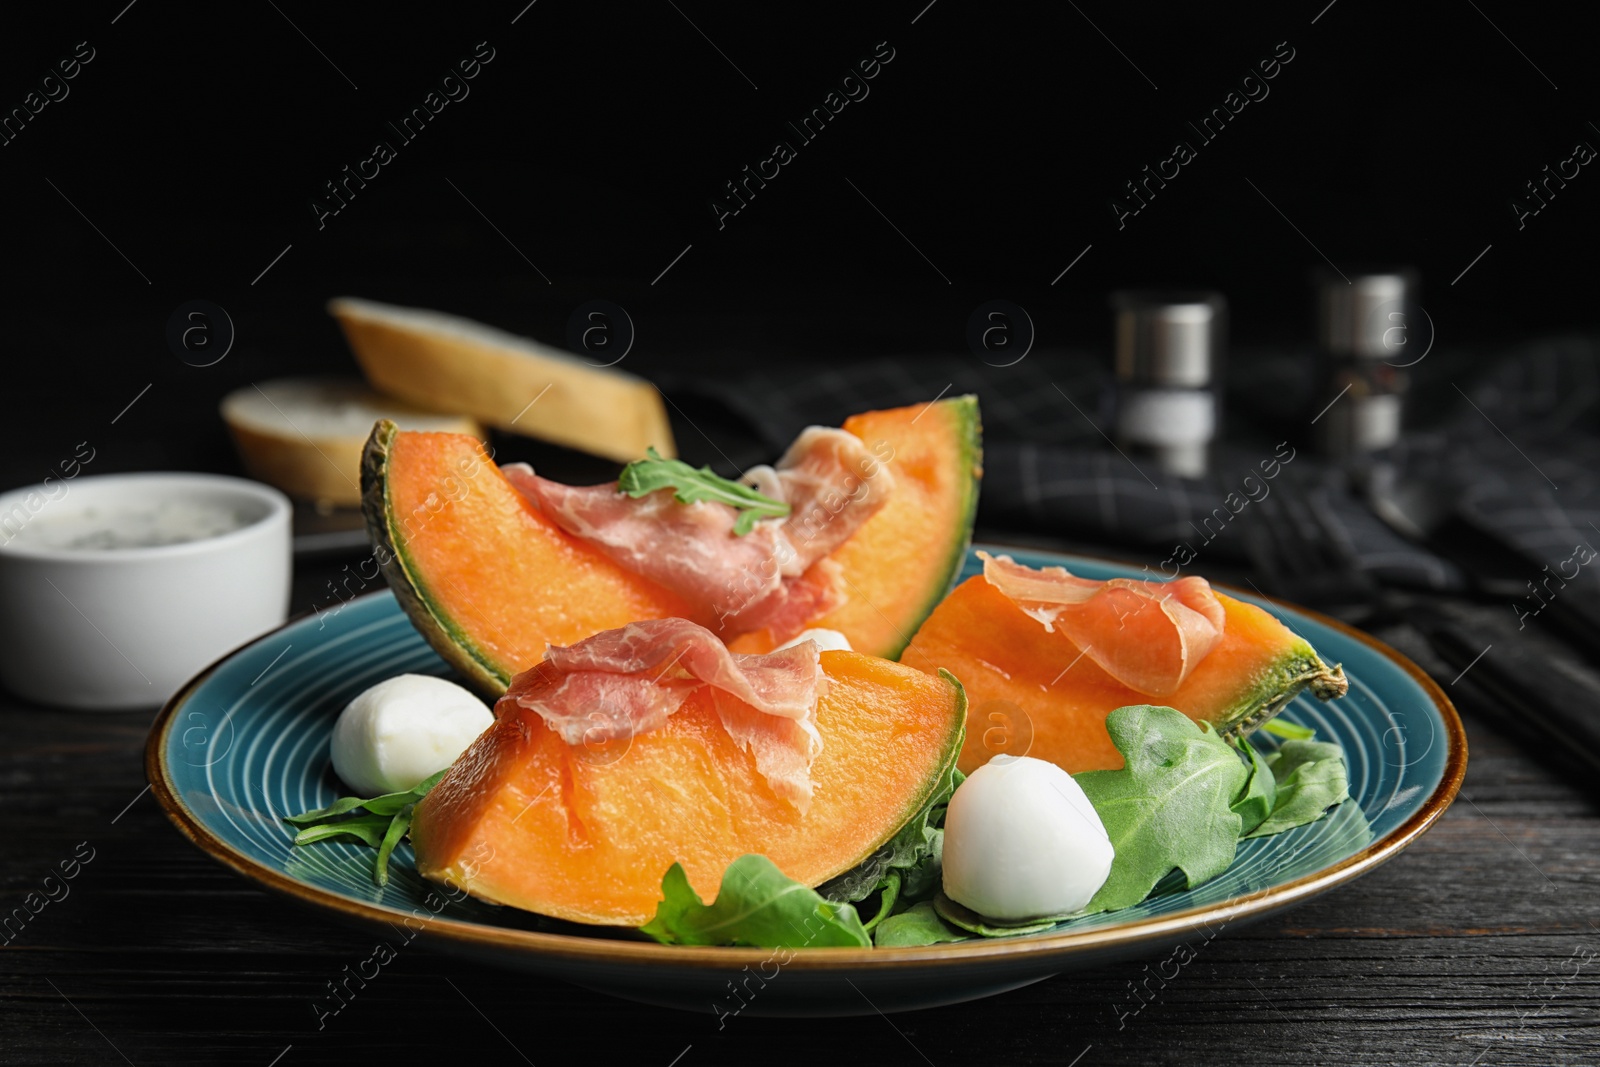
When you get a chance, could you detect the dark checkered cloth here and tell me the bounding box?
[675,337,1600,600]
[1402,336,1600,631]
[1427,336,1600,568]
[691,342,1600,591]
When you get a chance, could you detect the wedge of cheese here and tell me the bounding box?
[328,297,676,463]
[222,378,481,507]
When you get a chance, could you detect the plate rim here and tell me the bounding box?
[146,545,1467,971]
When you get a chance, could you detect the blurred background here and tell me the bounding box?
[3,0,1600,761]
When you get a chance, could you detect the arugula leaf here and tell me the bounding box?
[617,448,790,536]
[934,893,1080,937]
[282,769,447,825]
[897,834,946,903]
[1244,738,1351,838]
[873,901,969,947]
[289,814,393,849]
[1076,706,1249,913]
[819,764,964,907]
[372,805,417,886]
[1261,718,1316,741]
[283,768,449,886]
[859,870,902,931]
[1268,737,1345,777]
[639,855,870,948]
[1230,734,1278,836]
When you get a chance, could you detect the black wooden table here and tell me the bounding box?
[2,558,1597,1067]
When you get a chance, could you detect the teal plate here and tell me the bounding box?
[147,546,1465,1017]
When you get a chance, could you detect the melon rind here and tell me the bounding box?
[893,396,982,659]
[360,419,510,697]
[1214,638,1348,737]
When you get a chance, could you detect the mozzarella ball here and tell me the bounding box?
[942,754,1114,921]
[329,674,493,795]
[773,628,854,653]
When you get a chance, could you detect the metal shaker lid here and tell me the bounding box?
[1318,269,1413,359]
[1111,291,1225,388]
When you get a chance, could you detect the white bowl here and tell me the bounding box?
[0,473,291,709]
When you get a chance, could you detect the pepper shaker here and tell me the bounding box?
[1110,291,1226,479]
[1313,270,1413,463]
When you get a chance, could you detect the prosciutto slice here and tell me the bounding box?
[747,427,894,564]
[978,552,1226,697]
[498,618,827,810]
[503,427,891,642]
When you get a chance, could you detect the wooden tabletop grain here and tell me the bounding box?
[2,560,1597,1067]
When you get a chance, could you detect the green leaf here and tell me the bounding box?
[859,870,902,932]
[363,770,447,814]
[819,761,965,906]
[1268,737,1345,778]
[291,814,393,848]
[617,448,790,536]
[897,834,946,903]
[283,768,451,884]
[933,893,1080,937]
[873,901,969,947]
[639,855,870,948]
[283,792,389,825]
[282,768,449,825]
[1244,738,1351,838]
[1076,706,1249,913]
[372,804,417,887]
[1260,718,1316,741]
[1230,734,1278,837]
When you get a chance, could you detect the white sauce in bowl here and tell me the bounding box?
[3,499,258,551]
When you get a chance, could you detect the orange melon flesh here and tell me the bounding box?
[901,575,1345,775]
[368,426,693,693]
[410,651,967,925]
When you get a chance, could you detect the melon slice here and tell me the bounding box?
[410,652,967,925]
[360,422,693,695]
[360,397,981,694]
[798,395,981,660]
[901,575,1347,775]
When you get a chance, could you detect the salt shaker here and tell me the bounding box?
[1110,291,1225,479]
